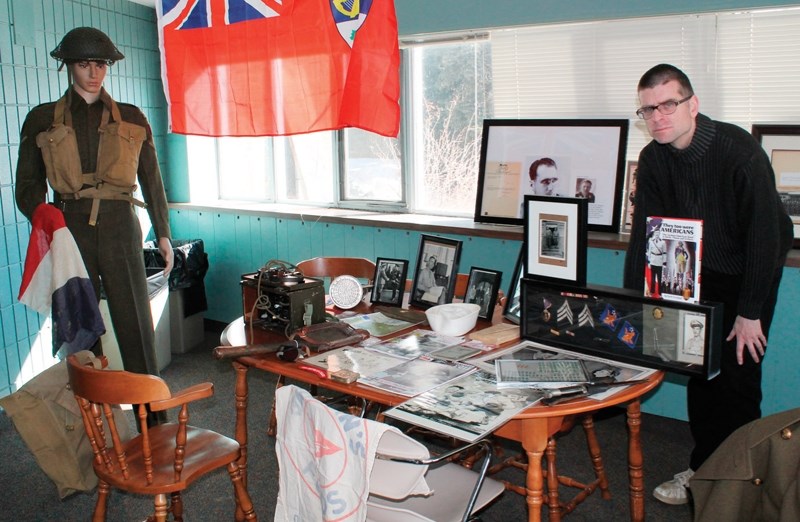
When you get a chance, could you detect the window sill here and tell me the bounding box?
[169,201,800,267]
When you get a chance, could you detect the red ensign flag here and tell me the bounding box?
[156,0,400,137]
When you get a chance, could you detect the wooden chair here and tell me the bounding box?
[295,256,376,285]
[66,354,256,522]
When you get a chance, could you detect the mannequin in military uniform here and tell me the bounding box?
[15,27,173,384]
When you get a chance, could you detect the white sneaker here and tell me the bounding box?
[653,468,694,505]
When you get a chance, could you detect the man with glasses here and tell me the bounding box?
[623,64,792,506]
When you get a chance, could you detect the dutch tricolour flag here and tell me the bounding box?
[18,204,105,355]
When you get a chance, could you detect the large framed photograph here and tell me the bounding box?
[752,124,800,248]
[410,235,462,309]
[464,267,502,320]
[523,195,588,286]
[473,118,629,232]
[370,257,409,307]
[503,246,524,324]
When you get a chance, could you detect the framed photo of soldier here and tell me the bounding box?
[371,258,408,307]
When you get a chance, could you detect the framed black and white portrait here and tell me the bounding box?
[410,235,462,309]
[370,257,409,307]
[464,267,502,320]
[523,195,588,286]
[503,246,524,324]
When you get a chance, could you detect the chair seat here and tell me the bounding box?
[367,460,506,522]
[97,424,241,495]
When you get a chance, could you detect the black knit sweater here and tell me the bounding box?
[623,114,792,319]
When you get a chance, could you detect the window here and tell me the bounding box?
[406,37,492,216]
[184,7,800,218]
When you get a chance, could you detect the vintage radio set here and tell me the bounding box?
[241,262,326,333]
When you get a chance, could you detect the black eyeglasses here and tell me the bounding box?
[636,94,693,120]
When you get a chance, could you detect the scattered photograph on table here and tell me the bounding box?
[359,356,475,397]
[370,257,408,306]
[384,370,543,442]
[367,329,463,359]
[302,346,405,378]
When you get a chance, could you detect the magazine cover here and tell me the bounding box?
[384,371,542,442]
[644,216,703,303]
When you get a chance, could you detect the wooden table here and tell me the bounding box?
[220,315,663,522]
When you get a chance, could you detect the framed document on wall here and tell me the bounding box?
[474,118,629,232]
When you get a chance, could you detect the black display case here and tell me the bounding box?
[520,278,722,379]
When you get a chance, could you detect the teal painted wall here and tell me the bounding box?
[394,1,798,35]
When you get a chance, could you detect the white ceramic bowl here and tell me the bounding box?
[425,303,481,337]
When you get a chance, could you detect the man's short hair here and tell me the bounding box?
[638,63,694,97]
[529,157,557,181]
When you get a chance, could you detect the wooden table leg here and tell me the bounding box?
[582,415,611,500]
[518,419,556,522]
[233,361,249,522]
[545,437,561,522]
[626,400,645,522]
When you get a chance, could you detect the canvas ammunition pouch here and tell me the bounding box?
[36,92,147,226]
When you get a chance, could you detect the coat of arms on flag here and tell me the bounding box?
[156,0,400,137]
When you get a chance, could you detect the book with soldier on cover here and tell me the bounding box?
[644,216,703,303]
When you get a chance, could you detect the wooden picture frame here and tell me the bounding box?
[503,246,524,324]
[523,195,588,286]
[464,267,502,320]
[370,257,409,307]
[752,124,800,248]
[474,118,629,232]
[410,235,462,309]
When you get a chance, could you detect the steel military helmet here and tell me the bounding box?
[50,27,124,65]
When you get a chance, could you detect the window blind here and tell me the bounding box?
[491,8,800,161]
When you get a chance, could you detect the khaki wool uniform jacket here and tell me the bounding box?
[691,407,800,522]
[15,88,171,375]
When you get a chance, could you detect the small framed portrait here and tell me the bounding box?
[503,246,524,324]
[410,234,463,309]
[523,195,588,286]
[464,267,502,320]
[678,311,706,365]
[370,258,409,307]
[621,160,638,233]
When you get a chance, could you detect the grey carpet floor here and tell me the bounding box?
[0,324,694,521]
